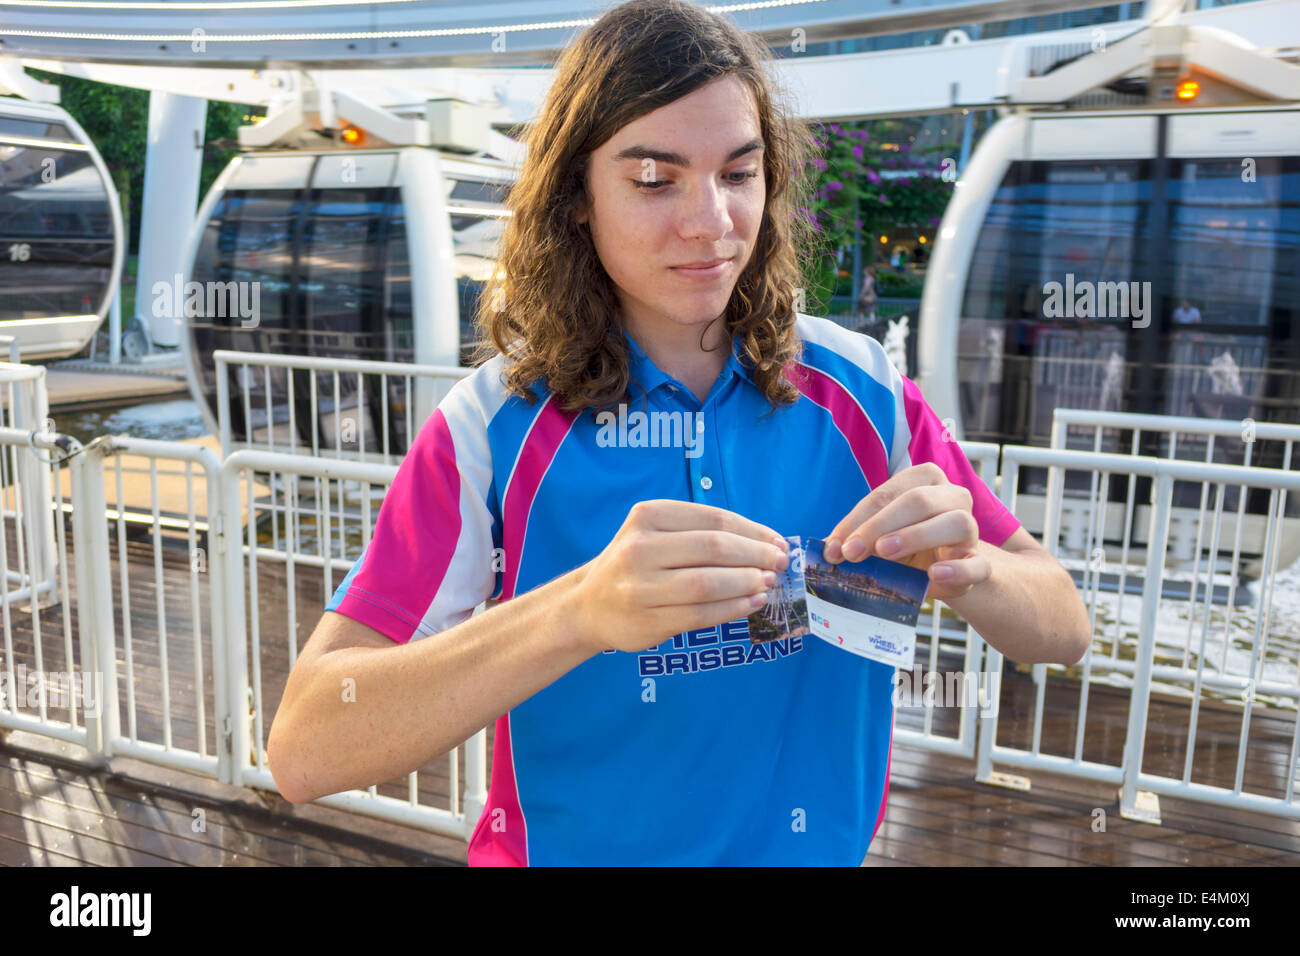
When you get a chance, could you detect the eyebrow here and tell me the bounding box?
[612,139,764,167]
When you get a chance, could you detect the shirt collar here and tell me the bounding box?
[621,326,758,398]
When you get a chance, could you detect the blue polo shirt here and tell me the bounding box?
[324,312,1022,865]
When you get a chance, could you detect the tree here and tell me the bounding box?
[799,117,956,314]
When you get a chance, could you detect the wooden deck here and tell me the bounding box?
[0,728,467,866]
[0,513,1298,865]
[43,363,190,414]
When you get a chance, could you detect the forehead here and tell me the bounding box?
[601,76,763,166]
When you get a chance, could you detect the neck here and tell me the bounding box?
[622,311,730,404]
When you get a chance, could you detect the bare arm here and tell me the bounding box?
[943,526,1091,666]
[824,463,1091,668]
[267,566,595,805]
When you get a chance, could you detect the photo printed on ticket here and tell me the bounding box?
[747,535,810,644]
[802,537,930,668]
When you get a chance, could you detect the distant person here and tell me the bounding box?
[1173,298,1202,323]
[856,265,878,321]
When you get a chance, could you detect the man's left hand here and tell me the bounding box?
[822,462,990,603]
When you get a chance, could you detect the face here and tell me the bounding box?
[574,74,765,344]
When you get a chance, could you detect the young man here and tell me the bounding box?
[267,0,1090,866]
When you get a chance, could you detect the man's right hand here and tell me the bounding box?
[570,499,790,655]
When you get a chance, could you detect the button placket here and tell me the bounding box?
[690,397,725,503]
[708,400,730,506]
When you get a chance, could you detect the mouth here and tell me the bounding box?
[670,257,733,279]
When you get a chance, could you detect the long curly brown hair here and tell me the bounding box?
[472,0,823,415]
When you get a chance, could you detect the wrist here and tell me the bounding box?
[556,562,605,660]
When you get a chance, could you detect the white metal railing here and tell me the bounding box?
[214,349,471,463]
[894,440,1004,758]
[0,424,97,750]
[220,448,487,840]
[1050,407,1300,577]
[977,444,1300,821]
[0,359,59,613]
[91,435,227,780]
[3,358,1299,843]
[1052,407,1300,468]
[3,419,490,839]
[212,351,473,595]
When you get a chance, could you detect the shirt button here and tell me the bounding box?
[700,476,713,490]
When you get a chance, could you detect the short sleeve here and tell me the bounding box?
[324,376,498,643]
[886,365,1022,548]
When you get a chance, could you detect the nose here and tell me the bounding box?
[677,176,733,242]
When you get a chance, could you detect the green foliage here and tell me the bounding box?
[24,69,255,255]
[875,271,925,297]
[798,118,955,315]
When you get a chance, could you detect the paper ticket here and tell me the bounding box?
[800,537,931,669]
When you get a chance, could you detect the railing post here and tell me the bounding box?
[12,369,58,611]
[31,370,59,608]
[462,728,488,840]
[1119,469,1173,821]
[975,447,1022,784]
[202,448,233,785]
[219,454,253,786]
[71,437,120,757]
[216,354,231,460]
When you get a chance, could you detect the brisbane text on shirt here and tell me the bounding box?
[610,617,804,677]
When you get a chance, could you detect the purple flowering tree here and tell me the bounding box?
[798,119,956,314]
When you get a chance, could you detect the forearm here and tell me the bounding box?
[269,564,598,804]
[944,542,1091,666]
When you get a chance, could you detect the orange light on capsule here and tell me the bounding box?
[340,125,365,145]
[1176,79,1200,101]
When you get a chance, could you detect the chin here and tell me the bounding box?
[670,291,735,318]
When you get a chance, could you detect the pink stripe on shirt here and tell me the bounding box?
[898,375,1021,546]
[500,397,579,601]
[467,713,528,866]
[787,361,891,490]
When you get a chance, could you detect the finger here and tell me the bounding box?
[648,529,789,572]
[840,484,971,562]
[862,510,978,563]
[934,542,977,562]
[823,463,947,561]
[635,499,788,549]
[644,566,776,608]
[644,590,772,640]
[928,551,989,590]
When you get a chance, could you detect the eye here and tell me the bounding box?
[630,170,760,191]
